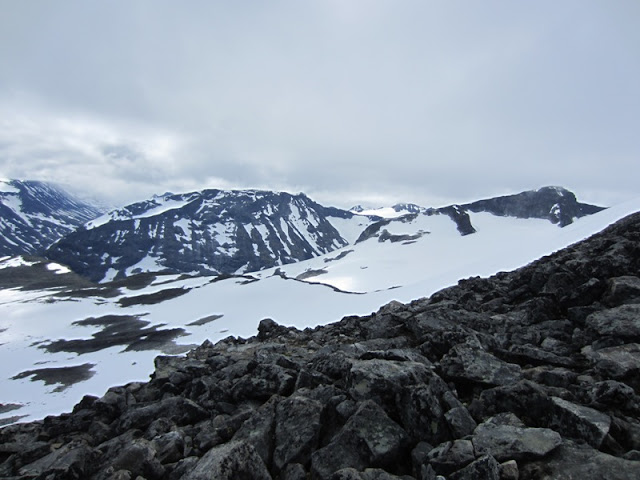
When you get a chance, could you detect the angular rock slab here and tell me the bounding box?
[183,440,272,480]
[273,395,324,472]
[439,344,521,386]
[547,396,611,448]
[347,359,433,406]
[520,441,640,480]
[586,304,640,338]
[583,343,640,379]
[311,400,408,480]
[472,421,562,462]
[18,441,96,479]
[426,439,475,475]
[449,454,500,480]
[603,276,640,306]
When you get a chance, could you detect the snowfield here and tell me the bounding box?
[1,198,640,424]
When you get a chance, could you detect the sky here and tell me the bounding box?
[1,1,639,209]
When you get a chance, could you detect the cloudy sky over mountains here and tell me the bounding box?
[1,1,638,208]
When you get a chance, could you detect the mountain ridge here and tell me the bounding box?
[44,185,604,282]
[46,189,358,282]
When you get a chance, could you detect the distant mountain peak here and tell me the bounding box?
[461,185,605,227]
[0,179,105,256]
[47,188,354,282]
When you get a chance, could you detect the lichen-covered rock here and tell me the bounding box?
[586,304,640,338]
[182,440,272,480]
[472,421,562,462]
[449,454,500,480]
[311,401,409,480]
[273,394,324,472]
[546,396,611,448]
[439,344,522,386]
[520,441,640,480]
[18,441,97,479]
[426,439,475,475]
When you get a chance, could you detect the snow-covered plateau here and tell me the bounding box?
[1,196,639,425]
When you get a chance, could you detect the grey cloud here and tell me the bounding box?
[1,1,638,208]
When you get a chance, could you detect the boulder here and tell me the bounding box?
[397,379,451,445]
[18,441,97,479]
[107,439,165,479]
[520,441,640,480]
[583,343,640,382]
[546,396,611,448]
[439,344,521,386]
[273,394,324,472]
[444,407,477,439]
[347,359,432,407]
[586,304,640,338]
[311,400,409,480]
[498,460,519,480]
[182,440,272,480]
[118,397,208,431]
[603,276,640,306]
[232,395,278,465]
[426,439,475,475]
[449,455,500,480]
[472,421,562,462]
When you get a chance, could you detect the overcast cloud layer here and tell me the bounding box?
[1,1,639,208]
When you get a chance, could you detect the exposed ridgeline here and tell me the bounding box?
[354,186,605,241]
[3,217,639,479]
[460,186,605,227]
[0,179,103,256]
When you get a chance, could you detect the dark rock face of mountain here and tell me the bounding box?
[4,211,640,479]
[46,190,352,282]
[461,186,605,227]
[0,180,103,256]
[356,187,602,244]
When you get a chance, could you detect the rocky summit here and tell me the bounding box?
[2,212,640,479]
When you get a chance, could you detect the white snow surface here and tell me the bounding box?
[326,216,374,244]
[0,256,39,269]
[46,263,71,275]
[1,198,640,424]
[86,198,192,229]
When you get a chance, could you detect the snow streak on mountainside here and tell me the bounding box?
[47,190,359,282]
[0,179,104,256]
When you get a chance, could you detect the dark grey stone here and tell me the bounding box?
[472,421,562,462]
[547,396,611,448]
[182,440,272,480]
[449,455,500,480]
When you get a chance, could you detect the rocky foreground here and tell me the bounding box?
[2,213,640,479]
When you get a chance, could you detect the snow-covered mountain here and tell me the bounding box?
[44,186,604,283]
[46,189,366,282]
[352,186,604,225]
[0,179,104,256]
[1,195,638,425]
